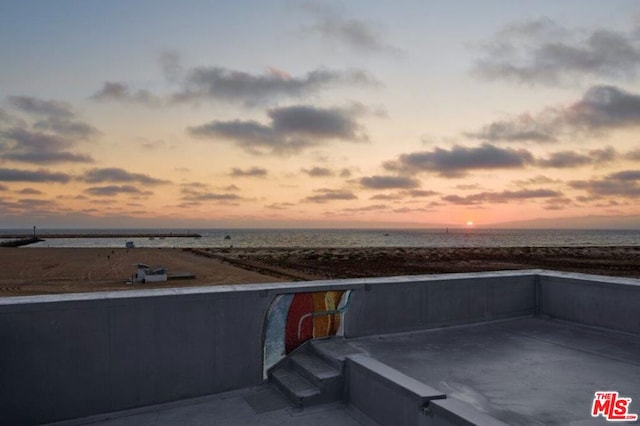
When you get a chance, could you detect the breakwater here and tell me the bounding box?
[0,237,45,248]
[0,232,202,239]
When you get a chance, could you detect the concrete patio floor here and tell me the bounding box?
[349,317,640,425]
[52,385,375,426]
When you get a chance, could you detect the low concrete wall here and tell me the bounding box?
[423,399,509,426]
[344,271,537,338]
[346,354,445,426]
[538,271,640,335]
[0,289,273,424]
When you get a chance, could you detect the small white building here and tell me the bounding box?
[130,263,167,284]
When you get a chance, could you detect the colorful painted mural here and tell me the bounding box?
[263,290,351,376]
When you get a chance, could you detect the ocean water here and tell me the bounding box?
[1,228,639,248]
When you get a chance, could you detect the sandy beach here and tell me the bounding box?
[0,248,283,297]
[0,246,638,297]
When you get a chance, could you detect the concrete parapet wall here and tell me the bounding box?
[538,271,640,335]
[344,271,536,338]
[0,290,272,424]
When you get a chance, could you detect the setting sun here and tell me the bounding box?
[466,221,474,226]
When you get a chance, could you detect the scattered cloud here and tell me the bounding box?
[139,138,169,150]
[470,85,640,143]
[466,112,557,143]
[513,175,560,186]
[384,143,534,177]
[339,168,352,178]
[230,167,268,177]
[8,96,73,118]
[302,166,333,177]
[2,150,94,165]
[8,96,98,140]
[455,184,483,191]
[569,169,640,197]
[1,96,98,165]
[0,168,71,183]
[0,108,19,125]
[393,206,437,214]
[92,66,376,107]
[442,188,562,205]
[83,168,169,185]
[341,204,387,212]
[537,147,616,168]
[404,189,438,197]
[189,104,367,155]
[543,197,576,210]
[90,82,164,106]
[182,192,242,202]
[625,148,640,161]
[300,2,399,54]
[16,187,43,195]
[266,202,296,210]
[359,175,420,189]
[568,85,640,131]
[303,188,358,203]
[370,193,403,201]
[474,17,640,85]
[32,116,99,140]
[174,67,376,106]
[369,189,437,201]
[180,182,208,190]
[0,197,59,213]
[0,128,95,164]
[85,185,153,197]
[180,184,243,204]
[159,50,183,81]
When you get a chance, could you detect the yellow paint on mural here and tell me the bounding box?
[312,291,343,338]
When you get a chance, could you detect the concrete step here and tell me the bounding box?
[310,338,363,369]
[269,367,320,406]
[291,351,341,387]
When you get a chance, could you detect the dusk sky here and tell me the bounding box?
[1,0,640,228]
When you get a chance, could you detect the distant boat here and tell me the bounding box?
[383,233,390,236]
[224,235,231,240]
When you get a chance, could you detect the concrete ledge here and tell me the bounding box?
[0,269,543,307]
[423,398,508,426]
[346,354,445,426]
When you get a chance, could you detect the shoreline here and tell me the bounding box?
[0,246,638,297]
